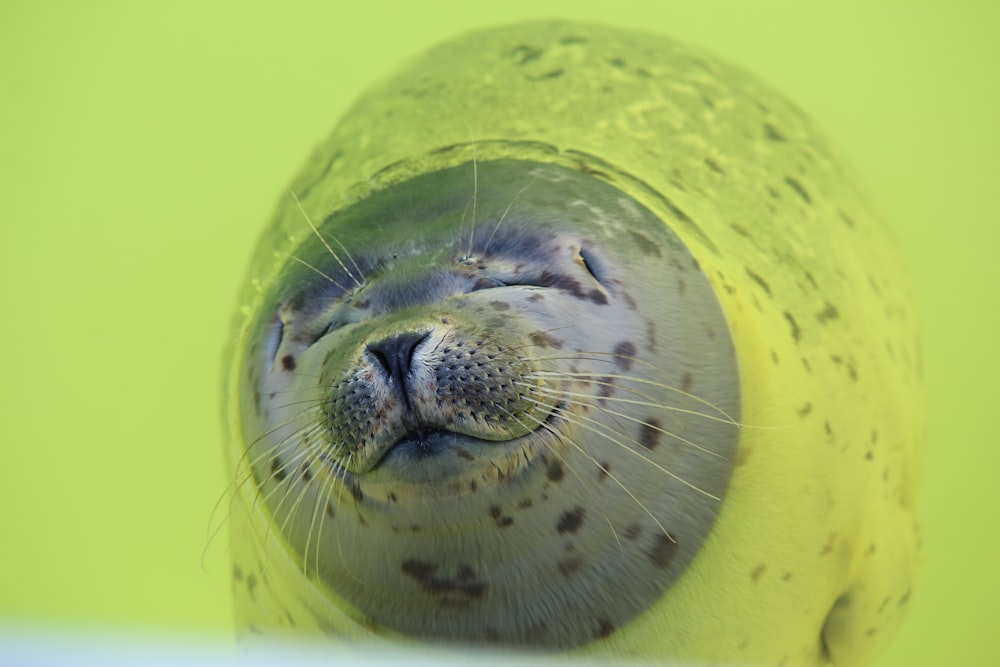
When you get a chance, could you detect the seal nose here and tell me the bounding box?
[366,331,430,394]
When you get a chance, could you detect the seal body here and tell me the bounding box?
[223,21,923,666]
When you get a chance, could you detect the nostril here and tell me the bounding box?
[366,331,431,390]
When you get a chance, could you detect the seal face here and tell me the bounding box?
[238,159,739,647]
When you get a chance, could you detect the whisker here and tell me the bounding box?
[541,389,725,458]
[523,381,739,429]
[500,405,625,554]
[525,393,720,503]
[482,176,537,255]
[280,251,350,292]
[529,368,738,425]
[289,189,363,288]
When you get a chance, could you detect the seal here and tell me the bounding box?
[223,21,923,667]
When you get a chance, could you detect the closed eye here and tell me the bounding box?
[263,317,284,373]
[578,245,607,286]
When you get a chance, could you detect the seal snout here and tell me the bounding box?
[322,322,558,475]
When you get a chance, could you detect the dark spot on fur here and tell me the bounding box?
[232,565,244,581]
[547,460,564,482]
[326,501,335,519]
[607,56,626,68]
[588,288,608,305]
[798,403,813,417]
[595,618,615,639]
[649,534,678,568]
[839,209,856,229]
[518,498,533,509]
[730,223,751,238]
[628,230,662,257]
[661,194,694,224]
[746,268,772,296]
[350,482,364,502]
[557,507,586,535]
[281,354,296,371]
[865,450,874,461]
[638,419,662,450]
[817,302,839,323]
[488,300,511,311]
[705,157,724,174]
[456,448,475,461]
[270,457,287,482]
[538,270,587,299]
[558,558,583,578]
[898,589,911,607]
[681,372,693,393]
[613,341,637,370]
[489,505,502,519]
[528,69,564,81]
[763,122,786,142]
[784,311,801,342]
[785,176,812,204]
[511,44,542,65]
[624,524,642,541]
[597,376,616,401]
[530,331,563,349]
[751,563,767,582]
[597,461,610,481]
[497,516,514,528]
[246,574,258,599]
[401,560,486,599]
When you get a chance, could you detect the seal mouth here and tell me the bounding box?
[365,401,567,483]
[387,429,459,459]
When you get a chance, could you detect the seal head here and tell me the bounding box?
[238,158,739,647]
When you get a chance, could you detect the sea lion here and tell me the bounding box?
[222,21,923,666]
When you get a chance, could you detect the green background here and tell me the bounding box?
[1,1,997,664]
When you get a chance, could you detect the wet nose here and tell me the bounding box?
[366,331,431,393]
